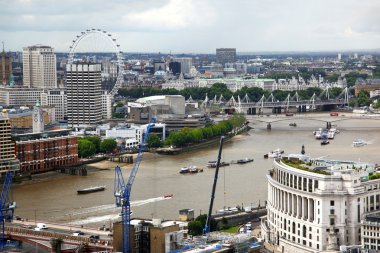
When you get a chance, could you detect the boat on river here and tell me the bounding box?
[207,161,230,168]
[353,139,367,147]
[77,186,105,194]
[179,167,190,174]
[236,158,254,164]
[189,166,203,173]
[321,139,330,145]
[264,149,284,159]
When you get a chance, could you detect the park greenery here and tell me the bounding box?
[148,114,246,148]
[78,136,117,158]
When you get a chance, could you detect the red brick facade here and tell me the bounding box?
[15,136,78,174]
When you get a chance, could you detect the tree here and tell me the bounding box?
[50,238,63,253]
[83,136,101,152]
[356,90,371,107]
[188,214,218,236]
[100,139,117,153]
[188,220,203,236]
[78,139,96,158]
[147,133,161,148]
[220,217,230,230]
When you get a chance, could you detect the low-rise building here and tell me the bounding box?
[361,211,380,251]
[13,129,78,174]
[1,108,51,132]
[113,218,188,253]
[355,78,380,96]
[105,123,166,149]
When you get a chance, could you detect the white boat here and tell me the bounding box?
[264,148,284,158]
[179,167,189,174]
[328,129,336,139]
[353,139,367,147]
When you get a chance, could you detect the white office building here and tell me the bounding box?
[101,91,112,120]
[66,63,102,127]
[261,154,380,253]
[174,58,193,74]
[23,45,57,89]
[44,89,67,121]
[0,87,66,122]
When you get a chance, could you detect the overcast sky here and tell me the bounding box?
[1,0,379,53]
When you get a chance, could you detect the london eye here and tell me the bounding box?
[68,29,125,95]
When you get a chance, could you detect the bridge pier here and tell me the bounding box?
[247,108,256,115]
[297,105,307,113]
[267,123,271,130]
[272,107,281,114]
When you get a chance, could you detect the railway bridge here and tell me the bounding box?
[199,87,351,115]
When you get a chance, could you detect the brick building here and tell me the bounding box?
[355,78,380,96]
[13,129,78,174]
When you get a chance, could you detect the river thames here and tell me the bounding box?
[13,113,380,228]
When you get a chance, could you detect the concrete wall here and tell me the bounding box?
[214,208,267,227]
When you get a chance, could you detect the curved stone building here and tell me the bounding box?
[261,154,380,252]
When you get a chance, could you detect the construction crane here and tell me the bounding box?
[204,136,225,235]
[0,171,15,249]
[114,117,156,253]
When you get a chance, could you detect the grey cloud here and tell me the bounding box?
[0,0,379,52]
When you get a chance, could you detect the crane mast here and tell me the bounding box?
[114,117,156,253]
[204,136,225,235]
[0,171,15,248]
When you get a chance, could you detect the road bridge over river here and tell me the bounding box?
[5,220,112,252]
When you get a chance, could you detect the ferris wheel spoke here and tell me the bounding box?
[67,29,125,95]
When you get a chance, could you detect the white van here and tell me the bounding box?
[36,223,48,229]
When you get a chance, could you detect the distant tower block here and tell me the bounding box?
[33,100,44,133]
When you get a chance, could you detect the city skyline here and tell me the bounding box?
[1,0,379,53]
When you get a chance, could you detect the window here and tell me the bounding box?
[330,218,335,226]
[330,209,335,215]
[330,200,335,206]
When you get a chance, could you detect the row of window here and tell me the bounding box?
[273,166,319,193]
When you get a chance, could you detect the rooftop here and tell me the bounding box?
[280,154,376,178]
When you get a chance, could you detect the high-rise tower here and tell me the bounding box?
[23,45,57,89]
[66,63,102,127]
[216,48,237,66]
